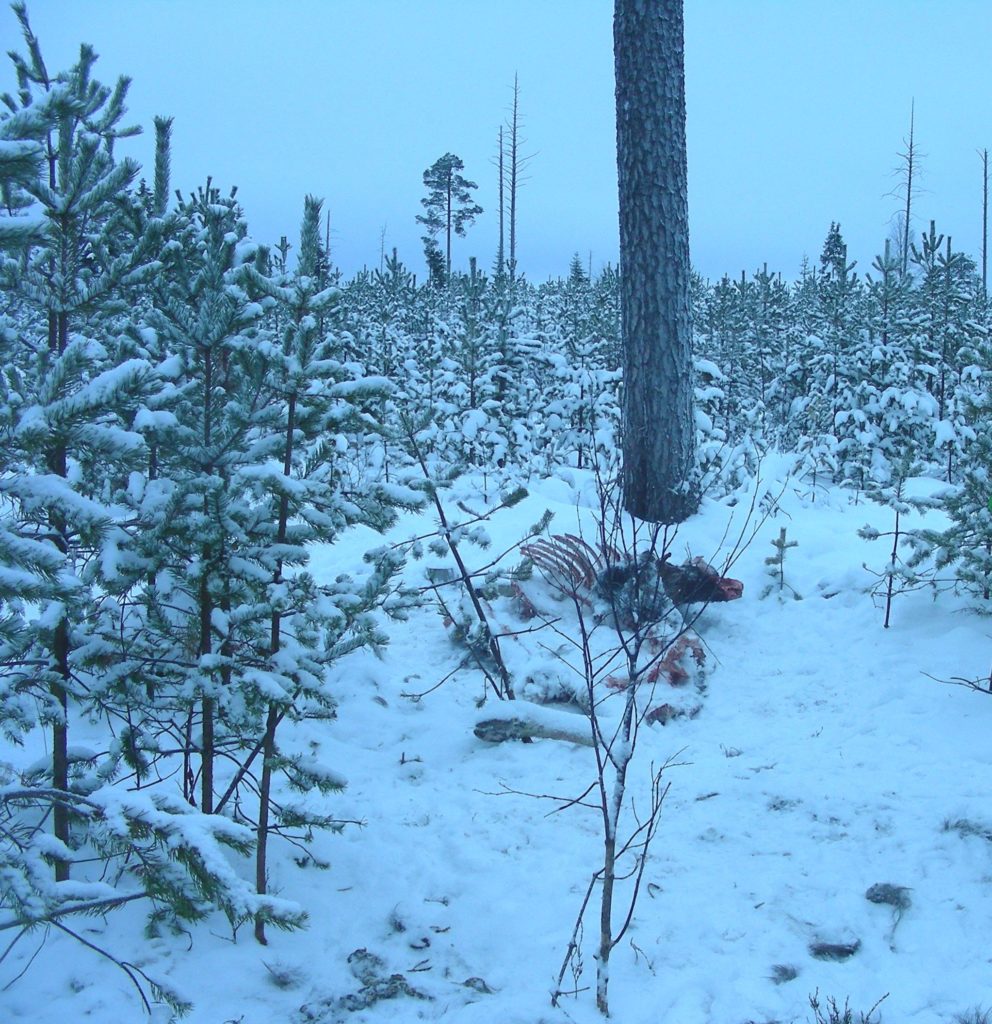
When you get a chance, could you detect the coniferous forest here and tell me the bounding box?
[3,6,992,1024]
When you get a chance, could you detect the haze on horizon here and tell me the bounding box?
[7,0,992,282]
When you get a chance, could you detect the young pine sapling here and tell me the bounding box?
[859,460,935,628]
[760,527,802,601]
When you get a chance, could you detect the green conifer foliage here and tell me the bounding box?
[416,152,483,278]
[0,16,304,983]
[0,5,158,883]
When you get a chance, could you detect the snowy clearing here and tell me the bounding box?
[4,466,991,1024]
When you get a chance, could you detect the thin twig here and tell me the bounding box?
[50,921,154,1015]
[486,779,600,814]
[552,871,599,1007]
[0,925,48,991]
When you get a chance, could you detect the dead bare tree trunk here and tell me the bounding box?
[508,74,520,281]
[980,147,988,298]
[495,124,506,275]
[898,100,918,277]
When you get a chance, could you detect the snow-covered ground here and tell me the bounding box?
[4,463,992,1024]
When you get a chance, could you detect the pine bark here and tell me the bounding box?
[615,0,697,524]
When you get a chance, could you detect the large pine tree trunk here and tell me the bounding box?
[615,0,697,524]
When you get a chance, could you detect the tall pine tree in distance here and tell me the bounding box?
[416,152,483,282]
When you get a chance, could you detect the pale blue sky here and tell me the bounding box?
[6,1,992,282]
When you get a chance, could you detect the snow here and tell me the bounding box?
[695,357,725,381]
[933,419,957,448]
[132,407,179,430]
[0,211,45,240]
[0,139,42,158]
[330,376,393,399]
[461,407,488,441]
[4,468,992,1024]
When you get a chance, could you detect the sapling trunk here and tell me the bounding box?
[49,502,70,880]
[596,681,636,1015]
[50,674,69,881]
[256,389,297,943]
[199,568,214,814]
[47,308,71,880]
[199,346,216,814]
[597,833,616,1015]
[254,703,279,945]
[407,428,516,700]
[183,708,195,806]
[884,507,901,629]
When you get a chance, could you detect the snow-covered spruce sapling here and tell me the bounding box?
[858,459,936,628]
[243,195,339,944]
[141,188,415,944]
[71,180,396,957]
[0,3,163,883]
[908,344,992,607]
[110,181,270,820]
[235,193,416,944]
[0,19,317,1009]
[538,260,622,472]
[760,527,801,601]
[0,783,304,1016]
[400,419,543,702]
